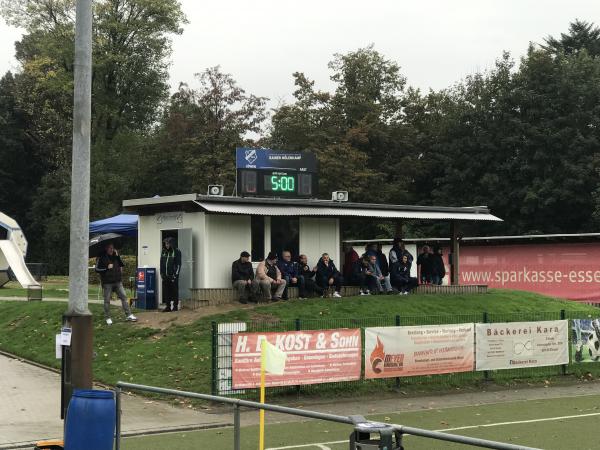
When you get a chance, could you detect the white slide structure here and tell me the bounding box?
[0,212,40,288]
[0,241,39,288]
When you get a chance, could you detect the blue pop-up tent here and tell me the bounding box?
[89,214,138,237]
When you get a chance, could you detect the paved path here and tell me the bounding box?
[0,355,229,449]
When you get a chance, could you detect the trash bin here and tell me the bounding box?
[64,389,115,450]
[136,267,157,310]
[349,416,404,450]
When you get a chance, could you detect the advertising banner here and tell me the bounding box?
[475,320,569,370]
[231,329,361,389]
[364,324,474,379]
[572,318,600,363]
[459,244,600,302]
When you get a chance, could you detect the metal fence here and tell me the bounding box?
[115,381,541,450]
[212,310,600,398]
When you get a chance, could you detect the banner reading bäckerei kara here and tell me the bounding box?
[475,320,569,371]
[231,329,361,389]
[364,324,474,379]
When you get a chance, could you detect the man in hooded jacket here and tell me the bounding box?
[160,237,182,312]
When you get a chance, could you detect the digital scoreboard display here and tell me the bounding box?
[236,148,318,198]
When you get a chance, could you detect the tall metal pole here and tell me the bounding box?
[65,0,94,399]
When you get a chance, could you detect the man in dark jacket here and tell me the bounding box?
[431,246,446,285]
[232,251,255,304]
[391,254,418,294]
[95,243,136,325]
[351,255,379,295]
[416,245,433,284]
[278,250,306,300]
[376,243,394,294]
[160,237,182,312]
[342,244,359,281]
[316,253,343,298]
[298,254,319,297]
[389,238,414,267]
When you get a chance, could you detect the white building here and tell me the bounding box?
[123,194,501,302]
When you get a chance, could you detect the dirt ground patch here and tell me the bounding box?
[132,302,255,330]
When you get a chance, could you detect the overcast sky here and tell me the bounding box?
[1,0,599,107]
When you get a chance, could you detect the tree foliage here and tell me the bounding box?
[2,17,600,272]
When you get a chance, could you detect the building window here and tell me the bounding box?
[271,216,299,259]
[251,216,265,261]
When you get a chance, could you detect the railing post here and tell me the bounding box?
[395,315,401,389]
[233,403,241,450]
[115,386,121,450]
[560,309,567,376]
[211,321,218,396]
[296,318,301,396]
[482,312,489,382]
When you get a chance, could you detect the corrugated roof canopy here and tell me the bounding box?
[193,201,501,221]
[123,194,502,222]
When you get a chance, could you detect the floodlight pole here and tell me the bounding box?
[65,0,94,398]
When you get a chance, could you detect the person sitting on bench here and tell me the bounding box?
[256,252,286,302]
[298,254,320,298]
[278,250,306,300]
[351,255,379,295]
[316,253,343,298]
[391,254,418,294]
[231,251,256,304]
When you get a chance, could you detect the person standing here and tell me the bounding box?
[417,245,434,284]
[232,251,256,304]
[376,243,394,294]
[389,238,413,268]
[316,253,343,298]
[431,246,446,285]
[160,237,182,312]
[95,243,137,325]
[342,244,359,281]
[256,252,286,301]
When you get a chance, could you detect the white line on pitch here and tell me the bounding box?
[436,411,600,432]
[266,411,600,450]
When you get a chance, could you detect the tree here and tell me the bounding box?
[0,0,186,271]
[543,19,600,57]
[156,67,268,194]
[270,46,410,202]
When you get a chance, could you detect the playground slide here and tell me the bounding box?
[0,240,40,288]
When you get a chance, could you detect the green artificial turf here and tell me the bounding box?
[0,290,598,398]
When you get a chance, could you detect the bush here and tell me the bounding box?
[88,255,137,286]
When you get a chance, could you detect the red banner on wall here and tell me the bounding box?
[231,329,361,389]
[458,243,600,302]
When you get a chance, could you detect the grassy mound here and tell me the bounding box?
[0,290,596,396]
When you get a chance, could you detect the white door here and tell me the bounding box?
[177,228,193,301]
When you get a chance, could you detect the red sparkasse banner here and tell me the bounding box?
[459,243,600,302]
[231,329,361,389]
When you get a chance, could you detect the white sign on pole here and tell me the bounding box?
[475,320,569,370]
[55,334,62,359]
[60,327,72,346]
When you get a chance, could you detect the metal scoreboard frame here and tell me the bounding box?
[236,148,319,198]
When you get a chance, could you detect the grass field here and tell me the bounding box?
[0,277,105,299]
[0,290,598,398]
[120,392,600,449]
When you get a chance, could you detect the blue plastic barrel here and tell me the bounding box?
[64,389,116,450]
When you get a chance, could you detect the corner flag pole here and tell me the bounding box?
[259,339,266,450]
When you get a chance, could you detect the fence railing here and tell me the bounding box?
[115,381,540,450]
[212,310,600,398]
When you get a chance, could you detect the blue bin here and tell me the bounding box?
[64,389,115,450]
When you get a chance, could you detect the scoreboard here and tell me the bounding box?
[236,148,318,198]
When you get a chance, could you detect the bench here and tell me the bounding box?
[185,284,487,309]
